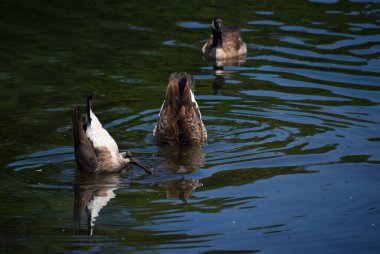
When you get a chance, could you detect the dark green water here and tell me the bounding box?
[1,0,380,253]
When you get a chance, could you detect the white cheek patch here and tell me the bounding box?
[211,20,216,30]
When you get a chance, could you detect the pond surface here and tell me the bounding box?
[1,0,380,253]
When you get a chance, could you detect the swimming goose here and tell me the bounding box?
[153,72,207,146]
[73,96,153,174]
[202,17,247,59]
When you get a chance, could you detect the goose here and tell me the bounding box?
[72,96,153,174]
[153,72,207,146]
[202,17,247,59]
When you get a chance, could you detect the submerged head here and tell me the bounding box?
[211,17,223,33]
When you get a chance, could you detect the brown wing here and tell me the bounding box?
[178,74,206,146]
[72,107,99,172]
[154,74,182,146]
[202,37,213,55]
[154,107,180,146]
[222,26,243,52]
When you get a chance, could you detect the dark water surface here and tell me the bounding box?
[1,0,380,253]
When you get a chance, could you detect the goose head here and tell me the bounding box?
[211,17,223,47]
[212,17,223,33]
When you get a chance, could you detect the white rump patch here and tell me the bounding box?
[86,110,120,159]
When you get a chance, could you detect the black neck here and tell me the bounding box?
[212,29,222,47]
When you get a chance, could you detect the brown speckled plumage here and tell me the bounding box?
[153,72,207,146]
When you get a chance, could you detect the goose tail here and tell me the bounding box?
[86,95,93,126]
[72,107,82,153]
[165,72,195,110]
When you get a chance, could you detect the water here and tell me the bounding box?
[1,0,380,253]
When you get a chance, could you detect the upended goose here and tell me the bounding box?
[153,72,207,146]
[73,96,153,174]
[202,17,247,59]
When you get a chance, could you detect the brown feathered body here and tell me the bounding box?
[153,73,207,146]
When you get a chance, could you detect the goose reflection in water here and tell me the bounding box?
[205,55,247,95]
[206,54,247,68]
[157,145,205,174]
[160,178,202,203]
[157,145,204,202]
[73,173,120,236]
